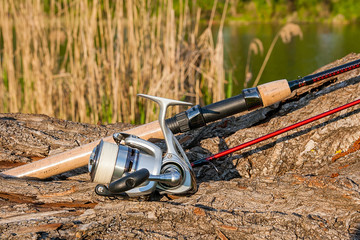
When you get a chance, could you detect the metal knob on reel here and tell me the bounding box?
[88,94,197,197]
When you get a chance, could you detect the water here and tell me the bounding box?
[220,23,360,95]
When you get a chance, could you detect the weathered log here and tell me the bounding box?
[0,54,359,239]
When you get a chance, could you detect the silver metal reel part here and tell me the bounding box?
[89,135,162,197]
[88,94,197,197]
[138,94,197,195]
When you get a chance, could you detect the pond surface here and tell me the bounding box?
[220,23,360,95]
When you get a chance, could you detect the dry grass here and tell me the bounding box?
[245,23,303,88]
[244,38,263,88]
[0,0,227,124]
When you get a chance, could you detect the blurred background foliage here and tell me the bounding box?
[195,0,360,23]
[1,0,359,124]
[39,0,360,24]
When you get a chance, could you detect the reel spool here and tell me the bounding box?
[88,94,197,197]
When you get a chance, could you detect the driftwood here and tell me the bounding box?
[1,53,360,239]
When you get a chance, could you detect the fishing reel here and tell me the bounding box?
[88,94,197,197]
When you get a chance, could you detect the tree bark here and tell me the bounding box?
[0,54,359,239]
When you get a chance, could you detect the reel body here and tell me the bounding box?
[88,94,197,197]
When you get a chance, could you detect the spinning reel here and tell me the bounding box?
[88,94,197,197]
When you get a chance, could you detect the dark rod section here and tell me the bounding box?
[201,93,248,123]
[166,90,262,134]
[288,58,360,91]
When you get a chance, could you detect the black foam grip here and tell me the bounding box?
[201,93,248,123]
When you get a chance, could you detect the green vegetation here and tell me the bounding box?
[195,0,360,23]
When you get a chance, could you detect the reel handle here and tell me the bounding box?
[95,169,150,196]
[109,168,150,193]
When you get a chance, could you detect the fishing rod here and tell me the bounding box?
[88,95,360,198]
[166,58,360,134]
[86,60,360,198]
[191,98,360,167]
[3,59,360,180]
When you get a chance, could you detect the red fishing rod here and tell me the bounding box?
[191,98,360,167]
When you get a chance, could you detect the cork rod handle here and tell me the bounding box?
[2,121,162,179]
[257,79,291,107]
